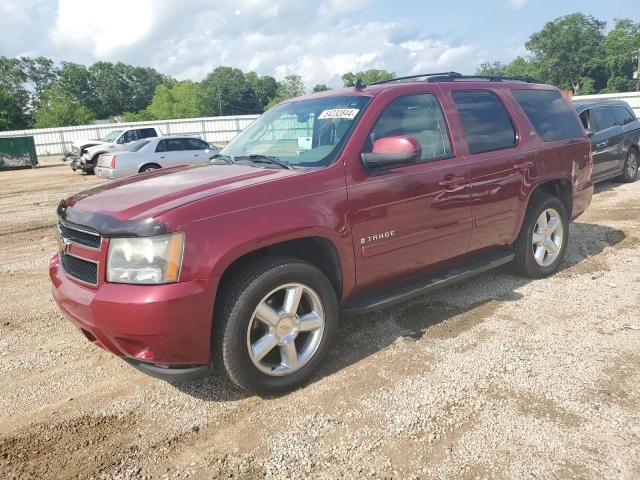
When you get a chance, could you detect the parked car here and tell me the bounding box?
[76,126,163,173]
[50,73,593,394]
[95,136,218,179]
[573,99,639,183]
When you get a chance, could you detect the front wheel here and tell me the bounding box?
[215,257,339,394]
[618,148,638,183]
[513,193,569,278]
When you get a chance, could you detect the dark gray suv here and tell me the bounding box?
[573,99,639,184]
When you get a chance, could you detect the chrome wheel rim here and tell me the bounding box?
[247,283,325,376]
[532,208,563,267]
[627,151,638,178]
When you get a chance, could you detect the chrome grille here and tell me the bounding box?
[58,222,101,249]
[60,253,98,285]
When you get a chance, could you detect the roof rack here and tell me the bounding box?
[369,72,462,86]
[425,74,541,84]
[360,72,542,88]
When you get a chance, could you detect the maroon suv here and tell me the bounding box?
[50,73,593,394]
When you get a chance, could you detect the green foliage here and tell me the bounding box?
[313,84,331,92]
[342,69,395,87]
[34,86,94,128]
[265,75,305,109]
[146,81,207,119]
[0,57,32,130]
[480,13,640,94]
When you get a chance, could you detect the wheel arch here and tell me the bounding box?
[138,162,161,173]
[215,236,344,302]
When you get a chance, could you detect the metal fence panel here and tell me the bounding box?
[0,136,38,169]
[0,115,260,157]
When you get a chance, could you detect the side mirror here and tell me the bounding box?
[361,136,422,169]
[584,128,594,138]
[116,136,126,144]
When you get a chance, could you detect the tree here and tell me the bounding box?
[312,84,331,92]
[266,75,305,108]
[342,69,395,87]
[246,71,279,112]
[526,13,606,94]
[0,57,31,130]
[34,86,94,128]
[603,18,640,92]
[201,66,260,116]
[146,81,207,119]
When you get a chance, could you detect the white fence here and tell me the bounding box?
[573,91,640,117]
[0,115,260,157]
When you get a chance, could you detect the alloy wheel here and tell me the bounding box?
[627,151,638,179]
[246,283,325,376]
[531,208,564,267]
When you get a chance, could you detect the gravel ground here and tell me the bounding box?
[1,166,639,479]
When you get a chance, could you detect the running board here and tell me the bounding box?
[341,250,515,315]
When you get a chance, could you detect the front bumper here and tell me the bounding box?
[49,254,214,381]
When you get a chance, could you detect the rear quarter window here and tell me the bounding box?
[512,89,583,142]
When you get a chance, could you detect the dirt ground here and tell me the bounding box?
[1,165,639,479]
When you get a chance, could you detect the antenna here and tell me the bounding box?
[355,78,366,90]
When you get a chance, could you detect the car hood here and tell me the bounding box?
[60,164,305,234]
[72,139,105,149]
[85,142,120,156]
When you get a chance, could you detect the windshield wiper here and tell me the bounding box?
[236,154,292,170]
[209,153,235,165]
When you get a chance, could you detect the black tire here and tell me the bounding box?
[215,257,339,394]
[617,148,638,183]
[139,163,161,173]
[512,192,569,278]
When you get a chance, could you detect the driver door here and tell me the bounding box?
[346,92,472,291]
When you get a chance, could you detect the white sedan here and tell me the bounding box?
[95,136,219,179]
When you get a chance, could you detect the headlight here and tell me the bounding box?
[107,233,184,284]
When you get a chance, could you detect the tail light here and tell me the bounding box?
[585,142,593,181]
[110,155,117,169]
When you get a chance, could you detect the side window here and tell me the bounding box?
[139,128,157,138]
[591,107,617,132]
[155,140,167,153]
[165,139,183,151]
[579,110,591,130]
[453,90,516,154]
[512,89,584,142]
[367,93,452,161]
[182,138,209,150]
[614,106,636,126]
[121,130,139,143]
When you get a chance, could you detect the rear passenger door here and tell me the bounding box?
[451,89,527,252]
[154,139,184,166]
[181,138,211,165]
[590,106,625,178]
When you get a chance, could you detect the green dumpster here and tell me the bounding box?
[0,136,38,169]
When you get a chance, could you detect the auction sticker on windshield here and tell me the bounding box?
[318,108,360,120]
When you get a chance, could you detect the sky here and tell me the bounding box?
[0,0,637,88]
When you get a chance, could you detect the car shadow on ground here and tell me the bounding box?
[175,222,625,401]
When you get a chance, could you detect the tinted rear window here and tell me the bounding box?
[452,90,516,154]
[614,105,636,126]
[512,89,583,141]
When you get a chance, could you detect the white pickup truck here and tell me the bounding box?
[69,126,162,172]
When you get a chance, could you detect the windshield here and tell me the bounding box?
[222,95,371,168]
[102,130,123,142]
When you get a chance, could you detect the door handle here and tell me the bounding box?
[595,141,608,148]
[513,161,534,172]
[438,175,466,190]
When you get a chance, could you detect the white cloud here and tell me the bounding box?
[507,0,528,10]
[1,0,486,88]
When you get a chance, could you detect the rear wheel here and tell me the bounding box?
[513,192,568,278]
[618,148,638,183]
[215,257,338,394]
[139,163,161,173]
